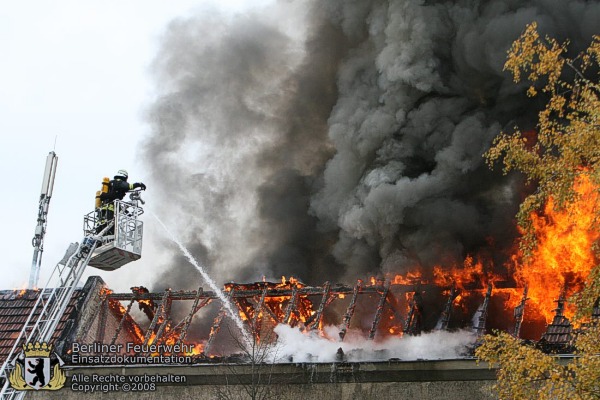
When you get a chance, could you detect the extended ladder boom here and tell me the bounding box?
[0,222,111,400]
[0,192,145,399]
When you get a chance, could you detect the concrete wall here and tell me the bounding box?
[29,359,497,400]
[31,381,495,400]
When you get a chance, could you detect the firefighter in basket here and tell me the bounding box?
[95,169,146,235]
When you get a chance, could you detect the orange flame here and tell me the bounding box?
[391,271,423,285]
[185,343,204,356]
[138,299,152,307]
[106,298,145,343]
[433,255,487,290]
[513,174,599,322]
[13,284,28,298]
[100,287,113,296]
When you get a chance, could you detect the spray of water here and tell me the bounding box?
[147,209,477,362]
[148,209,252,346]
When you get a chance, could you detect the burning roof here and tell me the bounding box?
[93,275,599,362]
[0,277,146,366]
[1,273,598,368]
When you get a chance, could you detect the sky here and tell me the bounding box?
[0,0,272,291]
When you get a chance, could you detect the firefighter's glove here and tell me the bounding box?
[134,182,147,190]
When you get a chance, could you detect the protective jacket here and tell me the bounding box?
[100,178,135,204]
[95,175,144,235]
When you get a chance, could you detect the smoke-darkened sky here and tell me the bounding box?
[142,0,600,290]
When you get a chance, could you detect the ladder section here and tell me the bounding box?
[0,230,104,400]
[0,186,144,400]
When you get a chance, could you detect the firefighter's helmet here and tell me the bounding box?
[116,169,128,179]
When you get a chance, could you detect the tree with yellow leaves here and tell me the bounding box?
[478,23,600,399]
[486,22,600,254]
[476,327,600,399]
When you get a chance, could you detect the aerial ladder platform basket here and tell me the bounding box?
[83,193,144,271]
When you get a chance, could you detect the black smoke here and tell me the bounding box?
[141,0,600,289]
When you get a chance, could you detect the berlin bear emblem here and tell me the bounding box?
[9,342,66,391]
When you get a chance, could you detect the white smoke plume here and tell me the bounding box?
[141,0,600,290]
[271,324,476,362]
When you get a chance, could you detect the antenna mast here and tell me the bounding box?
[28,151,58,288]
